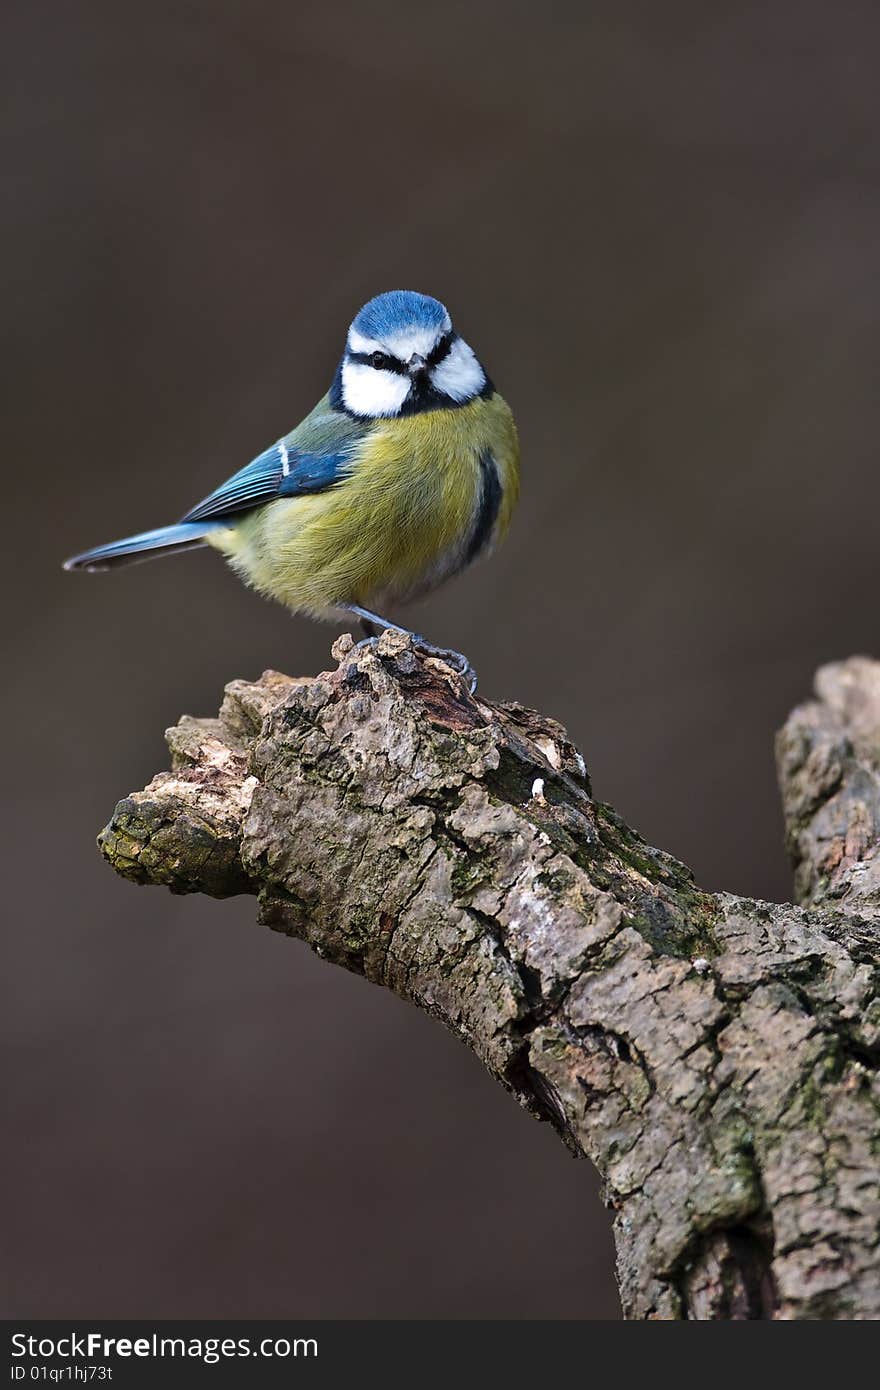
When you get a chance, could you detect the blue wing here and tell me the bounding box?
[180,441,349,524]
[64,398,369,573]
[179,399,368,525]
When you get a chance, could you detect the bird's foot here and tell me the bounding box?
[355,631,477,694]
[413,640,478,694]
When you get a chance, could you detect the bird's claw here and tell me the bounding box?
[355,632,477,693]
[417,642,478,694]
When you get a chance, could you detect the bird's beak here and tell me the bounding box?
[408,353,427,375]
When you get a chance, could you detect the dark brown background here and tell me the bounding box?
[3,0,878,1319]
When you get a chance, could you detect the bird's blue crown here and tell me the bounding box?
[351,290,449,340]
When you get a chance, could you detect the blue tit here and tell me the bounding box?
[64,290,520,689]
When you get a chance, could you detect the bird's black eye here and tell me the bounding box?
[370,351,391,370]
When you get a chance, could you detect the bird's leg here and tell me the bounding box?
[342,605,478,693]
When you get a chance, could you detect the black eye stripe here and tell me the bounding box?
[346,329,457,376]
[347,350,408,375]
[426,330,456,369]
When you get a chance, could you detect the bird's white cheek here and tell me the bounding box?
[430,339,485,402]
[341,361,410,417]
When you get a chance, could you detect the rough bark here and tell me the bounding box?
[98,634,880,1319]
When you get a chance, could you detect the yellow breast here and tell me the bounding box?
[212,394,519,618]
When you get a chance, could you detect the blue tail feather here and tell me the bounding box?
[63,521,223,572]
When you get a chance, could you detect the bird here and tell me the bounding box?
[64,289,520,690]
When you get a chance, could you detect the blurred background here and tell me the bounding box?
[3,0,878,1320]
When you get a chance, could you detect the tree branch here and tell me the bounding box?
[98,635,880,1319]
[777,656,880,916]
